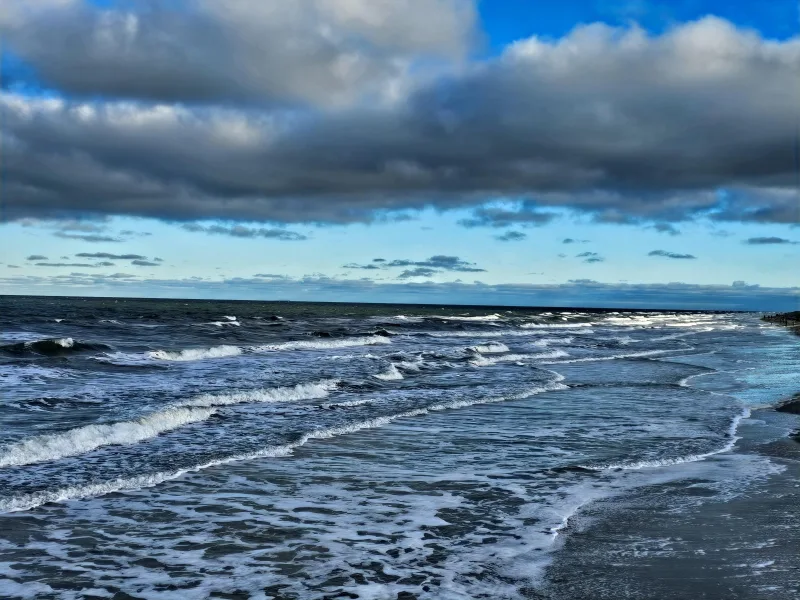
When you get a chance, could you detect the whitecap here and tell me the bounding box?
[185,380,339,408]
[251,336,391,353]
[148,345,242,361]
[374,364,404,381]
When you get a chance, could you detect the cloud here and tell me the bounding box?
[54,232,122,243]
[343,254,485,273]
[563,238,589,244]
[459,205,558,228]
[576,251,605,263]
[744,237,799,245]
[1,17,797,225]
[75,252,147,260]
[384,255,485,272]
[397,267,439,279]
[131,260,161,267]
[1,271,797,311]
[34,262,115,267]
[182,224,307,241]
[651,223,681,236]
[648,250,697,259]
[26,255,48,260]
[343,263,382,270]
[0,0,476,108]
[494,230,527,242]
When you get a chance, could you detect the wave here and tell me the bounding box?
[207,320,241,327]
[374,364,404,381]
[148,345,243,361]
[470,350,569,367]
[520,322,594,329]
[584,407,751,471]
[541,349,675,364]
[0,338,110,357]
[185,380,340,408]
[0,407,215,468]
[0,377,567,513]
[468,342,509,354]
[251,336,391,352]
[426,329,591,339]
[223,316,237,321]
[434,314,503,322]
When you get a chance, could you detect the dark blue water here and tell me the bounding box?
[0,297,797,599]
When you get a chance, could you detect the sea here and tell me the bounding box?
[0,295,798,600]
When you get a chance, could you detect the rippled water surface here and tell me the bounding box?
[0,296,798,599]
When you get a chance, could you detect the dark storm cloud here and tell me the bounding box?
[182,224,307,241]
[396,267,439,279]
[0,16,797,225]
[76,253,147,260]
[648,250,697,259]
[495,231,527,242]
[744,237,798,245]
[26,255,47,260]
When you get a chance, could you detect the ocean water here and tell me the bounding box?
[0,296,798,599]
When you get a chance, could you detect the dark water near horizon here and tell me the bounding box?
[0,296,798,599]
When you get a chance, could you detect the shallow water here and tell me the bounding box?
[0,297,797,599]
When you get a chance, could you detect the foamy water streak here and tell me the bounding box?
[584,407,752,471]
[0,378,566,513]
[542,349,676,364]
[0,407,216,468]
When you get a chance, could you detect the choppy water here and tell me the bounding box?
[0,296,798,599]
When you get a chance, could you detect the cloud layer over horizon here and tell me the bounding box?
[1,3,798,227]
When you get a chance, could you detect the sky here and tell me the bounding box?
[0,0,798,310]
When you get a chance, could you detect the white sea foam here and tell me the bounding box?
[207,320,241,327]
[468,342,509,354]
[0,377,567,513]
[186,380,340,408]
[0,407,215,468]
[148,345,242,361]
[251,336,391,352]
[223,316,237,321]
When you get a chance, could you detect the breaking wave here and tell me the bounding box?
[0,407,215,468]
